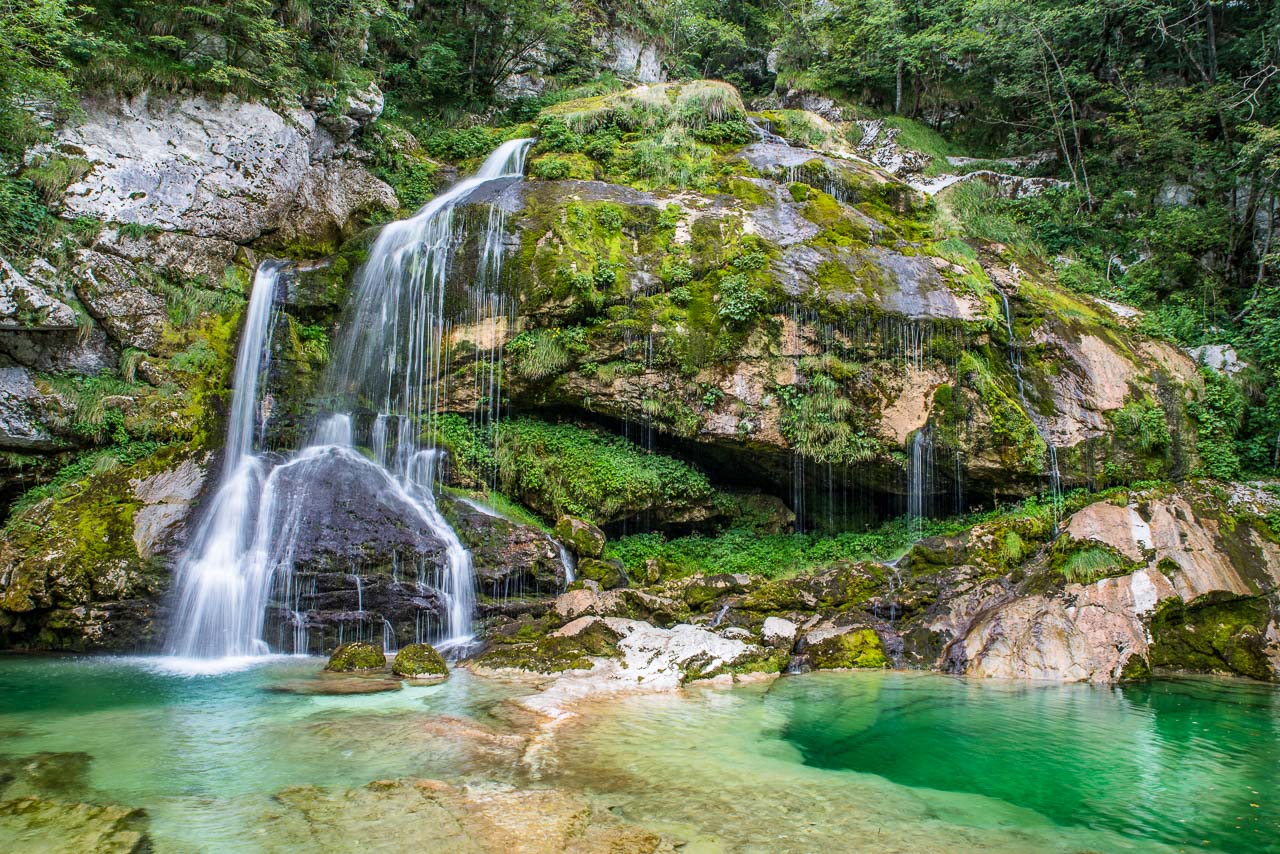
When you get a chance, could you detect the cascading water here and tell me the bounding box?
[322,137,531,650]
[166,140,533,664]
[906,427,934,542]
[165,261,282,660]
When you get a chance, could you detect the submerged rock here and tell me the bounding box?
[392,643,449,680]
[268,675,403,695]
[0,797,149,853]
[324,642,386,672]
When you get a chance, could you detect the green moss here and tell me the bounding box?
[553,516,606,558]
[1148,593,1275,681]
[473,619,620,673]
[390,643,448,679]
[325,642,387,672]
[807,628,888,669]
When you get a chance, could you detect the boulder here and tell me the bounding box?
[324,641,386,672]
[761,616,798,647]
[391,643,448,680]
[802,624,888,669]
[554,516,606,559]
[71,249,165,351]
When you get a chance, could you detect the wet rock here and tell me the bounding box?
[449,499,564,598]
[473,615,621,674]
[268,675,403,695]
[392,643,448,680]
[324,641,386,672]
[1148,593,1277,680]
[0,752,92,799]
[263,778,669,853]
[554,516,606,559]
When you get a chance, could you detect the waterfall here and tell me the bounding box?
[165,261,282,660]
[165,140,532,664]
[906,427,934,542]
[556,542,577,584]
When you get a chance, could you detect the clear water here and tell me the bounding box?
[1,661,1276,852]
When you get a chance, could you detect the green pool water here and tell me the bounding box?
[0,658,1276,852]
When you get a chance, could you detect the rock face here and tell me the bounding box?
[50,92,393,250]
[441,111,1202,511]
[0,257,78,331]
[255,449,448,654]
[940,483,1280,682]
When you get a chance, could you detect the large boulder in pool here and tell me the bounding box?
[391,643,448,680]
[261,446,446,573]
[324,641,386,672]
[258,446,451,654]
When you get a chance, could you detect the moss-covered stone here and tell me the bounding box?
[391,643,448,679]
[473,619,621,673]
[576,557,627,589]
[554,516,606,558]
[1147,593,1276,681]
[806,627,888,669]
[324,641,386,672]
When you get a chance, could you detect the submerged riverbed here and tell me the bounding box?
[0,657,1276,852]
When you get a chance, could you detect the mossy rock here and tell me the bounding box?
[391,643,448,680]
[1147,593,1276,681]
[576,557,627,589]
[324,642,386,672]
[806,627,888,670]
[473,619,621,673]
[1119,653,1152,681]
[554,516,606,558]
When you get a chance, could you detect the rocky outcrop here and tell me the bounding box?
[0,448,207,650]
[0,258,78,331]
[47,91,394,252]
[943,483,1280,682]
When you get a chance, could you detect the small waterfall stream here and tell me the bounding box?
[165,261,283,660]
[1000,290,1063,529]
[166,140,533,664]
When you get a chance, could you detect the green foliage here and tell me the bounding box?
[0,0,79,165]
[1111,400,1170,453]
[716,272,767,325]
[507,327,583,380]
[0,179,52,257]
[1059,546,1125,585]
[1189,370,1245,480]
[606,515,950,581]
[424,126,501,162]
[6,440,162,522]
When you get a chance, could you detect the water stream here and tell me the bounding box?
[165,140,533,666]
